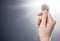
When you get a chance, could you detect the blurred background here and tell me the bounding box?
[1,0,60,41]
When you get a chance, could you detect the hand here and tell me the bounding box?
[36,10,56,41]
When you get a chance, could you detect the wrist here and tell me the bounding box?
[40,36,51,41]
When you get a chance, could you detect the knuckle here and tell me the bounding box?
[49,19,56,25]
[53,20,56,24]
[52,20,56,25]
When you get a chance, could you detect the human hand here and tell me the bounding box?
[36,10,56,41]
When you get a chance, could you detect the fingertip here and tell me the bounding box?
[37,12,43,16]
[43,10,48,15]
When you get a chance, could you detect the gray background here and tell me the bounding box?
[1,0,60,41]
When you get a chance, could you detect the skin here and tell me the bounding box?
[36,10,56,41]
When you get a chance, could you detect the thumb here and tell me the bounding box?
[41,10,48,26]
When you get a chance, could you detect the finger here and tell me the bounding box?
[48,12,53,21]
[41,10,48,25]
[47,12,56,31]
[37,12,43,16]
[36,12,42,27]
[36,15,42,27]
[47,12,56,23]
[37,18,40,27]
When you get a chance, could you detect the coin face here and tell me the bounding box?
[41,4,49,12]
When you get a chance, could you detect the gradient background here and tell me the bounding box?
[1,0,60,41]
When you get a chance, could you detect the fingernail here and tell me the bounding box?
[43,10,47,12]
